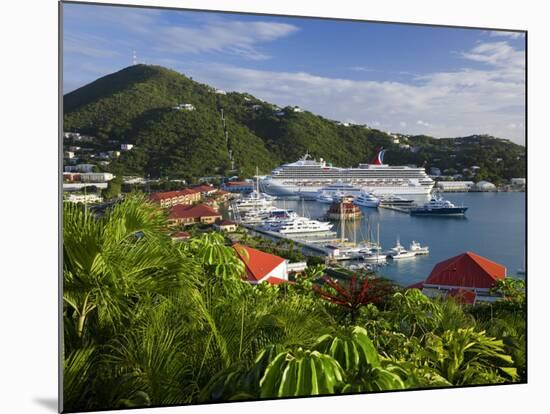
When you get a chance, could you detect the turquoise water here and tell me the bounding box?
[273,192,526,286]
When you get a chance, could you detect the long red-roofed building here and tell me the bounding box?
[149,188,201,208]
[411,251,507,304]
[233,243,289,285]
[168,203,222,226]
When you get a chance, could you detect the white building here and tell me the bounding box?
[511,178,526,186]
[291,106,304,113]
[64,163,95,173]
[80,172,114,183]
[436,181,475,192]
[121,144,134,151]
[108,150,121,158]
[215,89,226,95]
[66,194,103,204]
[472,181,497,192]
[173,103,195,111]
[64,151,75,159]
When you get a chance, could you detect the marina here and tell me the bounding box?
[230,191,525,286]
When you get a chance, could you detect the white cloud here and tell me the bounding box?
[154,21,298,60]
[489,31,524,39]
[416,120,433,127]
[175,40,524,144]
[350,66,374,72]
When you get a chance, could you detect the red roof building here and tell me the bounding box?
[425,251,506,289]
[168,203,222,226]
[149,188,201,207]
[416,252,507,304]
[233,243,288,285]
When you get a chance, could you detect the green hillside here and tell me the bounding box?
[63,64,526,182]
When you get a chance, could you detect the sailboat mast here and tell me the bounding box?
[341,200,345,244]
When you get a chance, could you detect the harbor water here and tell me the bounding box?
[273,192,526,286]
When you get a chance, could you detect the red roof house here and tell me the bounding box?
[425,251,506,290]
[168,203,222,226]
[233,243,288,285]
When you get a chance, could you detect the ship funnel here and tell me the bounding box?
[371,148,385,165]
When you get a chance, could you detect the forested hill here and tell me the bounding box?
[63,64,526,182]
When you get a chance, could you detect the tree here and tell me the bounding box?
[314,274,394,323]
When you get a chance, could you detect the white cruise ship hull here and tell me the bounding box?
[261,180,433,199]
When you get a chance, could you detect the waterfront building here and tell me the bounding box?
[511,178,526,186]
[472,181,497,192]
[190,184,218,197]
[326,201,362,220]
[167,203,222,226]
[412,252,507,304]
[232,243,288,285]
[222,181,254,193]
[435,181,475,192]
[149,188,201,208]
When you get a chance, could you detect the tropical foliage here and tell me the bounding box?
[63,196,525,411]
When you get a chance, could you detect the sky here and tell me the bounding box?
[63,3,526,144]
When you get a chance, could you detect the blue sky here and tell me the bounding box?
[63,3,526,144]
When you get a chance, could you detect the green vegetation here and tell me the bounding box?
[63,196,525,411]
[64,65,525,182]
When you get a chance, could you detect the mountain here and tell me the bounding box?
[63,65,526,182]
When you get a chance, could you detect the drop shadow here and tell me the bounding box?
[34,397,58,412]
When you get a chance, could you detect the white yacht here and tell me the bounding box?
[272,217,334,234]
[232,192,274,210]
[386,238,416,259]
[409,241,429,255]
[410,195,468,216]
[379,194,415,207]
[260,149,434,199]
[316,191,335,204]
[353,191,380,208]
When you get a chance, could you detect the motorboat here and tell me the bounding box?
[272,217,334,234]
[379,195,415,207]
[410,195,468,216]
[409,240,429,255]
[386,238,416,259]
[353,191,381,208]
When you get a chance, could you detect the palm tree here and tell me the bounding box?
[63,195,194,342]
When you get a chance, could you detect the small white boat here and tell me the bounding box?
[353,191,381,208]
[359,247,387,263]
[386,238,416,259]
[409,240,429,255]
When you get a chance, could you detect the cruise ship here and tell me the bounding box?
[260,149,434,199]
